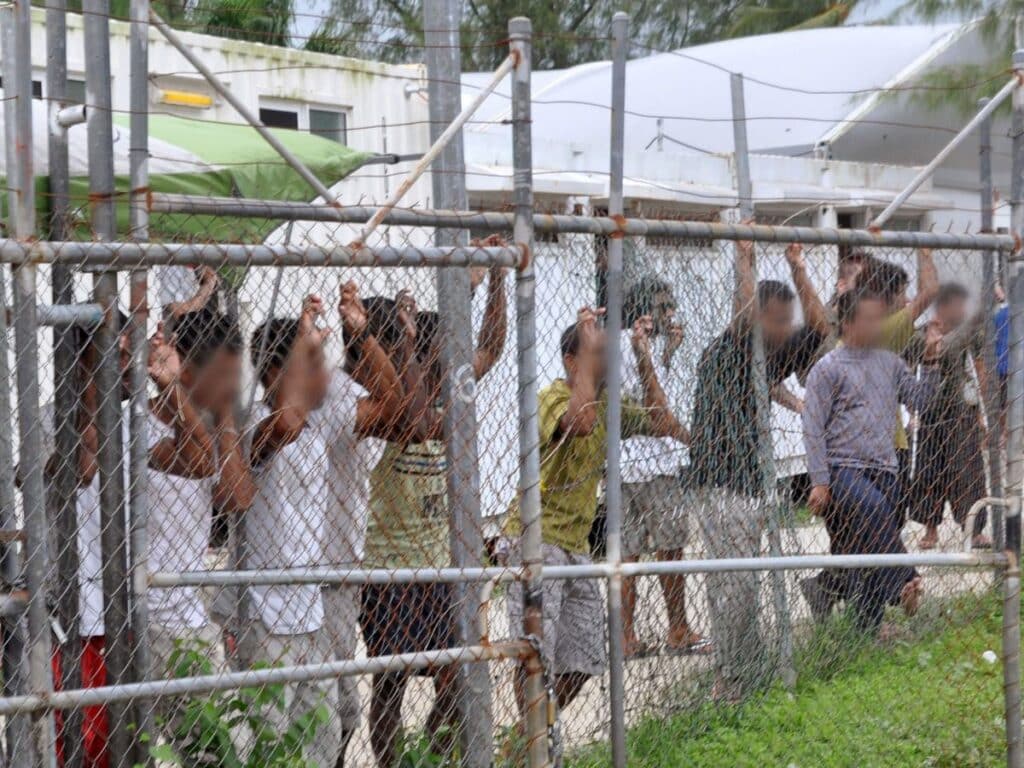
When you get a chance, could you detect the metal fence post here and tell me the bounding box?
[509,17,548,768]
[1002,47,1024,768]
[84,0,132,762]
[979,97,1006,552]
[423,0,493,763]
[128,0,153,763]
[0,4,31,765]
[3,1,58,764]
[604,13,629,768]
[44,1,84,763]
[730,71,795,690]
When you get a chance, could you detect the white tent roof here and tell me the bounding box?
[464,24,965,159]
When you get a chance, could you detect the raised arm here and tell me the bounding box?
[147,327,217,479]
[473,250,508,380]
[558,307,604,439]
[338,281,405,439]
[802,362,833,512]
[163,266,219,320]
[785,243,830,337]
[211,404,255,515]
[630,315,689,442]
[394,291,444,444]
[907,248,939,322]
[731,233,757,329]
[250,296,321,465]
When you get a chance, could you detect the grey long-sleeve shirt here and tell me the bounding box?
[802,347,938,487]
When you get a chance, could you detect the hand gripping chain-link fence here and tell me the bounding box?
[1,3,1024,768]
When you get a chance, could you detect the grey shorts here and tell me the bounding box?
[507,543,606,677]
[322,584,362,734]
[622,475,690,557]
[237,621,341,768]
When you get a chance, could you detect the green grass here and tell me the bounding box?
[570,594,1007,767]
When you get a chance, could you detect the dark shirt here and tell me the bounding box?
[690,324,824,497]
[904,320,982,423]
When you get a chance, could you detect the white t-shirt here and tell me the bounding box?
[38,402,130,638]
[246,401,327,635]
[619,330,689,484]
[146,411,216,630]
[309,372,385,566]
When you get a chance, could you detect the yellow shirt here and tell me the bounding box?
[507,379,651,554]
[880,308,915,451]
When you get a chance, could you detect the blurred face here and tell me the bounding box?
[936,296,968,331]
[759,296,795,349]
[843,296,887,348]
[183,348,242,413]
[651,291,677,336]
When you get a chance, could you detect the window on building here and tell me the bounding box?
[309,108,346,144]
[66,79,86,104]
[0,79,43,99]
[259,107,300,130]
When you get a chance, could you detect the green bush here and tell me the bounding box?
[144,639,329,768]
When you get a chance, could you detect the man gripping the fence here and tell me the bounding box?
[506,305,687,713]
[687,237,830,702]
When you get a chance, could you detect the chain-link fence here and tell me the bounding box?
[1,4,1023,768]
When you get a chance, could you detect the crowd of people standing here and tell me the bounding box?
[23,232,1006,765]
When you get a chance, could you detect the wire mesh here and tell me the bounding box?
[1,209,1015,768]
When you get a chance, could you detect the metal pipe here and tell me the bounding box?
[0,240,520,269]
[32,304,103,328]
[732,70,795,691]
[147,549,1007,586]
[149,194,1020,252]
[13,265,57,768]
[871,74,1021,229]
[53,105,87,130]
[979,97,1006,552]
[45,0,71,243]
[44,37,81,768]
[604,14,629,768]
[963,498,1010,553]
[0,267,29,768]
[128,3,153,762]
[0,22,29,757]
[508,17,547,768]
[84,0,132,761]
[357,53,516,245]
[1003,47,1024,768]
[148,10,341,207]
[4,2,58,763]
[0,641,534,717]
[424,0,493,762]
[151,566,527,587]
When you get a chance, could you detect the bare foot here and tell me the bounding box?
[878,622,906,644]
[623,634,656,659]
[710,677,742,705]
[972,533,993,550]
[920,527,939,551]
[900,576,923,617]
[666,628,712,656]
